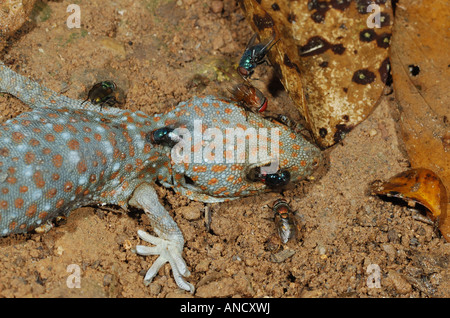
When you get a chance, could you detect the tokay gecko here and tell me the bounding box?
[0,61,322,293]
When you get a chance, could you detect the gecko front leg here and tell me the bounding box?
[128,183,194,293]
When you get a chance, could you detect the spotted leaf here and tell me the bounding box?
[240,0,393,147]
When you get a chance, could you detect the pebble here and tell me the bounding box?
[177,203,202,220]
[270,248,295,263]
[387,270,412,294]
[210,0,224,14]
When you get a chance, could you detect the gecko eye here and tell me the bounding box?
[184,175,195,185]
[246,167,262,182]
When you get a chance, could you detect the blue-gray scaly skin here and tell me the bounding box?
[0,62,322,236]
[0,61,322,292]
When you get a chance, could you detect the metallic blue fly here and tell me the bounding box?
[237,33,279,79]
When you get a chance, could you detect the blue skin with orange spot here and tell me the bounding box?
[0,61,321,291]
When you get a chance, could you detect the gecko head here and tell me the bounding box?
[164,113,323,202]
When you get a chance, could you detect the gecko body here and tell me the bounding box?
[0,62,322,292]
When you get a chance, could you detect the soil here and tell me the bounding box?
[0,0,448,298]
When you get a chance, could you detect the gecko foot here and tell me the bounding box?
[136,229,194,293]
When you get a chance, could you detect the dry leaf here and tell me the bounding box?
[240,0,393,148]
[372,168,449,242]
[390,0,450,193]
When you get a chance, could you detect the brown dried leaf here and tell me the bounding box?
[372,168,449,242]
[240,0,393,148]
[390,0,450,194]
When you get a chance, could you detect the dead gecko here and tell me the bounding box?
[0,61,322,293]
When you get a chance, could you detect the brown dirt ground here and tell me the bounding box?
[0,0,448,298]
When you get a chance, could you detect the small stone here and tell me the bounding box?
[387,270,412,294]
[177,203,202,220]
[270,248,295,263]
[210,0,224,14]
[212,36,224,50]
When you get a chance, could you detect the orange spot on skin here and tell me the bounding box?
[45,134,55,142]
[75,186,83,195]
[193,165,207,172]
[29,139,40,147]
[15,198,24,209]
[68,139,80,150]
[38,211,48,219]
[224,108,232,114]
[53,124,64,133]
[52,173,60,181]
[208,178,218,185]
[213,187,227,195]
[19,185,28,193]
[24,151,36,164]
[231,164,243,171]
[64,181,73,192]
[33,171,45,188]
[52,154,63,168]
[1,188,8,194]
[11,132,25,143]
[67,124,77,133]
[6,177,16,184]
[77,160,87,173]
[0,200,8,209]
[46,188,57,199]
[300,160,306,167]
[0,148,9,157]
[129,145,135,157]
[26,204,37,217]
[110,171,119,180]
[55,199,64,209]
[94,133,102,141]
[9,221,17,230]
[194,106,205,117]
[42,148,52,155]
[211,165,227,173]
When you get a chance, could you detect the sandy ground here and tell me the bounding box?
[0,0,448,298]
